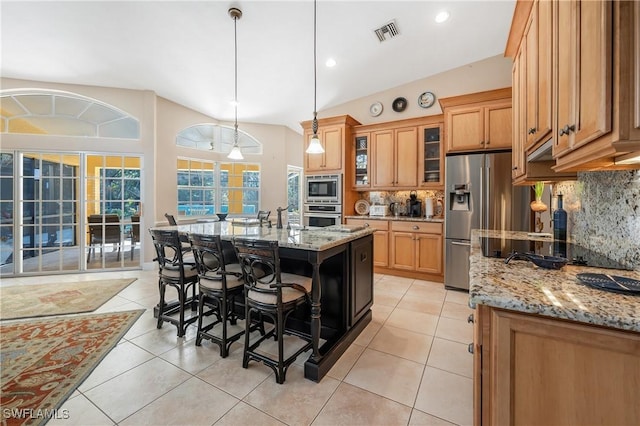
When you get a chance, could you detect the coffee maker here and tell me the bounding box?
[408,191,422,217]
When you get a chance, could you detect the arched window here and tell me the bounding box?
[0,89,140,139]
[176,123,262,154]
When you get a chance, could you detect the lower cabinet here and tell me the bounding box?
[350,234,373,326]
[345,218,389,267]
[474,305,640,425]
[390,221,442,275]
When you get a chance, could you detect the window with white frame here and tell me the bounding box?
[176,159,260,216]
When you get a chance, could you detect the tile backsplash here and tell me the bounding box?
[553,170,640,270]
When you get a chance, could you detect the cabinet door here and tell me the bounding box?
[554,0,574,157]
[350,235,373,326]
[484,102,512,149]
[322,125,344,171]
[390,231,415,270]
[525,0,553,149]
[394,127,418,187]
[353,133,370,188]
[419,125,444,188]
[371,130,395,187]
[373,230,389,267]
[512,48,527,181]
[447,106,484,152]
[415,233,442,274]
[489,309,640,425]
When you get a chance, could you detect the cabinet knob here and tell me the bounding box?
[485,140,489,145]
[412,225,419,230]
[528,127,537,135]
[468,313,474,324]
[512,166,518,170]
[559,124,575,136]
[364,223,370,227]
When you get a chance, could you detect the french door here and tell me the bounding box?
[0,151,142,276]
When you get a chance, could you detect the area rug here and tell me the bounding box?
[0,278,137,320]
[0,310,144,426]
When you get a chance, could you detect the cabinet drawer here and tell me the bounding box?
[391,221,442,234]
[346,218,389,231]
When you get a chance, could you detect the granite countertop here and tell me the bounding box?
[344,215,444,223]
[152,222,374,252]
[469,229,640,333]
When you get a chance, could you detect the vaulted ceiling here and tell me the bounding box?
[1,1,516,132]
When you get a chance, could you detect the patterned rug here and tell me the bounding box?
[0,279,137,320]
[0,310,144,426]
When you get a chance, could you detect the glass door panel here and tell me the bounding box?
[0,153,14,275]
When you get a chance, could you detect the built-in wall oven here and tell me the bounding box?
[303,203,342,227]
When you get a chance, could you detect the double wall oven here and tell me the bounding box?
[304,174,342,227]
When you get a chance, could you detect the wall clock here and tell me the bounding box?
[418,91,436,108]
[392,97,407,112]
[369,102,383,117]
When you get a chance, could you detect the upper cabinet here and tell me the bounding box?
[506,0,640,174]
[351,116,444,191]
[439,88,513,154]
[300,115,360,174]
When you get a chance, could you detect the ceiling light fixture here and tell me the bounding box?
[306,0,324,155]
[435,11,450,23]
[227,7,244,161]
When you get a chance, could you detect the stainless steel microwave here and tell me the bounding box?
[305,174,341,203]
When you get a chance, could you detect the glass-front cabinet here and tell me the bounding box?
[353,132,370,188]
[419,124,444,188]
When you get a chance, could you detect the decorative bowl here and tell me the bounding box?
[216,213,228,221]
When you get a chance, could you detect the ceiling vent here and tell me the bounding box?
[374,20,399,42]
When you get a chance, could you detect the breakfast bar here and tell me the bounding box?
[158,221,375,382]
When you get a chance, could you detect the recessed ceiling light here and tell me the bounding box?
[435,11,450,23]
[325,58,336,68]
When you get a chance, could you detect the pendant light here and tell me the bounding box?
[227,7,244,160]
[306,0,324,154]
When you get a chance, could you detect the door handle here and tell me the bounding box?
[451,241,471,247]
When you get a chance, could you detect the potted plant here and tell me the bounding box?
[530,181,548,212]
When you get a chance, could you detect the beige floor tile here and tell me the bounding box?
[385,308,439,336]
[326,343,365,381]
[414,366,473,426]
[353,320,382,346]
[48,394,115,426]
[128,324,193,356]
[368,325,434,364]
[408,409,456,425]
[215,401,286,426]
[312,382,412,426]
[244,364,340,425]
[197,346,271,399]
[406,281,447,300]
[78,341,154,392]
[371,303,394,324]
[83,358,191,423]
[120,377,239,425]
[427,338,473,378]
[344,348,424,406]
[373,290,403,308]
[440,301,474,322]
[397,294,444,316]
[375,276,413,295]
[160,338,225,374]
[122,309,162,340]
[445,290,470,306]
[435,317,473,344]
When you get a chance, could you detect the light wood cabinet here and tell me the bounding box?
[512,49,527,182]
[390,221,442,275]
[301,115,360,174]
[371,126,418,189]
[474,305,640,425]
[418,124,444,188]
[352,132,370,189]
[440,88,513,154]
[345,218,389,267]
[507,0,640,172]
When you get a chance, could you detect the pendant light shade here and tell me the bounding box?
[228,7,244,160]
[306,0,324,155]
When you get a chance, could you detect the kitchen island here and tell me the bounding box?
[156,221,375,382]
[469,229,640,425]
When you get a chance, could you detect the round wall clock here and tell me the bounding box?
[392,97,407,112]
[369,101,383,117]
[418,91,436,108]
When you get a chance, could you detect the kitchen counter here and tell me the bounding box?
[344,215,444,223]
[469,229,640,333]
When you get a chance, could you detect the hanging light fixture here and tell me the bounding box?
[227,7,244,160]
[306,0,324,154]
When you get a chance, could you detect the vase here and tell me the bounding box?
[530,197,548,212]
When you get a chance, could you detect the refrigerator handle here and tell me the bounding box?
[479,166,484,230]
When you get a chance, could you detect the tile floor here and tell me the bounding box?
[2,270,474,426]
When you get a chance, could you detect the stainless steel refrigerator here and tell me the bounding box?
[444,152,531,290]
